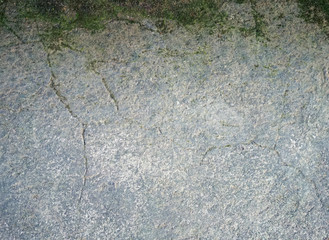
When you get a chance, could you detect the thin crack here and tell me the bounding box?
[200,144,235,166]
[0,40,41,49]
[247,140,324,208]
[200,146,217,165]
[323,67,329,82]
[78,123,88,204]
[101,77,119,111]
[282,162,325,208]
[46,58,88,205]
[45,53,80,120]
[87,60,119,111]
[252,126,326,209]
[49,74,79,119]
[2,20,25,43]
[250,140,280,157]
[40,34,89,206]
[273,147,326,208]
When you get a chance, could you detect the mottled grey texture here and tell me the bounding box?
[1,0,329,239]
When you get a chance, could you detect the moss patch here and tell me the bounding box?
[297,0,329,36]
[297,0,329,25]
[2,0,329,50]
[0,0,8,26]
[14,0,228,30]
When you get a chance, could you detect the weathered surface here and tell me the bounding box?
[1,1,328,239]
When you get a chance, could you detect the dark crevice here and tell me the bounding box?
[1,0,24,43]
[101,77,119,111]
[2,20,25,43]
[49,74,79,119]
[276,150,325,208]
[200,146,217,165]
[44,50,80,120]
[41,34,89,206]
[323,67,328,79]
[322,67,329,88]
[0,40,41,49]
[246,139,324,208]
[237,139,324,208]
[200,144,237,166]
[87,60,119,111]
[78,123,88,204]
[250,140,280,157]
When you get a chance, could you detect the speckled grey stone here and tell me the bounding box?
[1,0,328,239]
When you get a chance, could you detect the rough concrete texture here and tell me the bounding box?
[1,0,329,239]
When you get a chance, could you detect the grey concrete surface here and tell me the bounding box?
[1,1,329,239]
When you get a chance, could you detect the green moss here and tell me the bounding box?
[162,0,226,28]
[239,26,254,37]
[14,0,228,31]
[235,0,247,3]
[297,0,329,25]
[297,0,329,36]
[250,0,269,41]
[0,0,7,26]
[3,0,329,50]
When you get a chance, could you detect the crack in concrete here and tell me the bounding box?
[279,160,325,209]
[49,77,78,119]
[101,77,119,111]
[2,21,25,44]
[269,118,326,209]
[41,37,90,206]
[86,60,119,111]
[43,42,80,121]
[39,36,125,205]
[271,122,325,209]
[48,65,89,205]
[268,140,326,209]
[250,140,281,157]
[38,21,325,214]
[78,123,88,204]
[200,144,237,166]
[201,138,325,209]
[323,67,329,82]
[200,146,217,165]
[0,40,42,49]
